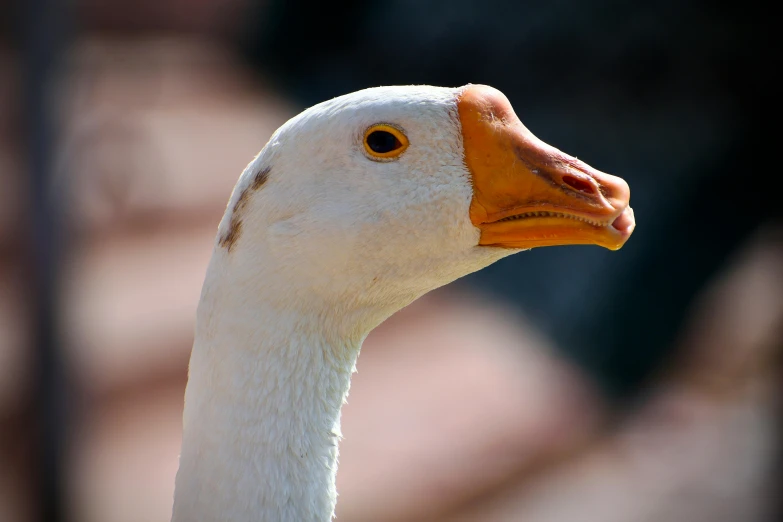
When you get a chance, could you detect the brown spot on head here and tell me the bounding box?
[233,186,253,215]
[250,166,271,191]
[218,166,271,252]
[218,217,242,252]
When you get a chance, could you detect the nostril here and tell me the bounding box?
[562,174,597,195]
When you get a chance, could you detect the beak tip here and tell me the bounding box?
[609,206,636,248]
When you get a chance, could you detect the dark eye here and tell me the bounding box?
[363,124,409,160]
[366,130,401,153]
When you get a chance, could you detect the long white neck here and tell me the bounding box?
[171,257,364,522]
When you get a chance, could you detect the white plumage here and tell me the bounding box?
[171,84,633,522]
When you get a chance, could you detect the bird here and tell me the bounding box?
[170,84,635,522]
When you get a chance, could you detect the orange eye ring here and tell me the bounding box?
[363,124,409,160]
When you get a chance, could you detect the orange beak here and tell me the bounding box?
[458,85,635,250]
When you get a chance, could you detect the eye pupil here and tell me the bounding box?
[367,130,401,153]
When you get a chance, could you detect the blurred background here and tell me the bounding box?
[0,0,780,521]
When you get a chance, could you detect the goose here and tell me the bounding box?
[170,84,635,522]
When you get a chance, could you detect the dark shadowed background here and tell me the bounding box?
[0,1,779,521]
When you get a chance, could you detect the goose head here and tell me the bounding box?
[210,84,634,330]
[175,84,635,522]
